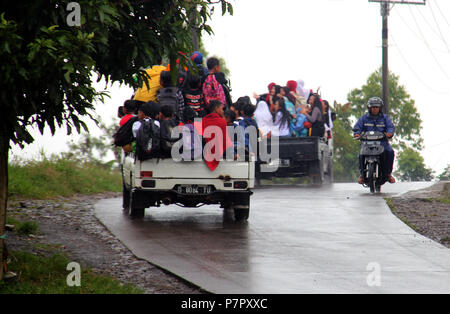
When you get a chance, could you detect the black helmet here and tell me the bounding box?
[367,97,383,109]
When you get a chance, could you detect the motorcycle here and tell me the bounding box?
[357,131,388,193]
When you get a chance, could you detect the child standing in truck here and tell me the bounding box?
[183,72,207,118]
[238,103,260,156]
[159,105,179,158]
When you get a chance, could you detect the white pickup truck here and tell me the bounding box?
[121,153,255,221]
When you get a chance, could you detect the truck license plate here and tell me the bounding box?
[177,185,212,195]
[268,159,290,167]
[280,159,290,167]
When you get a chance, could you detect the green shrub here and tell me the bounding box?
[16,221,39,235]
[8,154,122,199]
[0,251,143,294]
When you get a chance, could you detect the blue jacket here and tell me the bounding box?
[353,113,395,147]
[237,117,259,153]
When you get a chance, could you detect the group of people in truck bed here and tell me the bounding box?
[115,51,335,166]
[251,82,335,140]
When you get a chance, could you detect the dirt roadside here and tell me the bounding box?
[388,181,450,248]
[5,192,204,294]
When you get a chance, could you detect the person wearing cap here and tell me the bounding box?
[190,51,209,83]
[353,97,396,184]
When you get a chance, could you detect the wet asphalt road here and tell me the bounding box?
[95,182,450,293]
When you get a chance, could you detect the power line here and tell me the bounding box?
[426,139,450,149]
[414,4,442,39]
[408,5,450,80]
[431,0,450,28]
[393,6,448,53]
[431,148,449,170]
[427,1,450,52]
[390,32,450,94]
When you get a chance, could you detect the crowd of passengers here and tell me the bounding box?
[116,51,335,161]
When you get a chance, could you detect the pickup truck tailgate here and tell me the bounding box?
[138,159,250,179]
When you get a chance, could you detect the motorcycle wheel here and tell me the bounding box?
[368,163,376,193]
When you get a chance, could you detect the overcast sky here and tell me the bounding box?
[11,0,450,176]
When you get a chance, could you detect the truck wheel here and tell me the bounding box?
[324,158,334,185]
[311,159,324,186]
[129,190,145,218]
[234,207,249,222]
[122,183,130,212]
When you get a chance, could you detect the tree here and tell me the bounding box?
[66,117,121,168]
[347,68,423,151]
[198,40,230,76]
[0,0,232,280]
[333,68,430,182]
[395,148,434,181]
[437,164,450,181]
[332,101,361,182]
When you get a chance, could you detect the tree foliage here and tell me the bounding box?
[333,68,430,182]
[0,0,233,281]
[395,148,434,182]
[66,117,121,169]
[332,101,360,182]
[198,40,230,76]
[0,0,233,149]
[347,68,423,150]
[437,164,450,181]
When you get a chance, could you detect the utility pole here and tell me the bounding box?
[369,0,426,114]
[381,2,389,114]
[190,11,200,51]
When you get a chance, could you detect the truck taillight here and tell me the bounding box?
[140,171,153,178]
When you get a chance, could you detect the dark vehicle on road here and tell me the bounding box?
[255,136,333,186]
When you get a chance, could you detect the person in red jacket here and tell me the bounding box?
[119,99,137,126]
[202,100,234,171]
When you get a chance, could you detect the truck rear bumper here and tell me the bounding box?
[136,177,254,190]
[131,188,253,208]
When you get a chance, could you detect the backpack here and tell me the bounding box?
[203,74,226,106]
[157,87,179,112]
[136,119,161,160]
[113,116,139,147]
[214,72,232,109]
[160,119,179,156]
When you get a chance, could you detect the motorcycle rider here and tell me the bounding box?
[353,97,396,185]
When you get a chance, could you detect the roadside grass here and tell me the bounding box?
[385,198,419,232]
[16,221,39,235]
[3,155,140,293]
[0,251,143,294]
[8,154,121,199]
[438,198,450,204]
[440,182,450,203]
[6,216,38,235]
